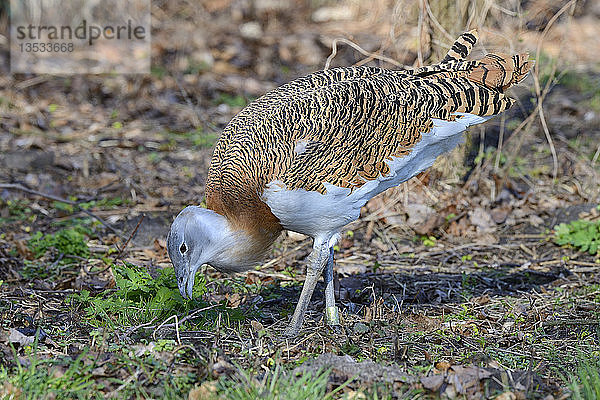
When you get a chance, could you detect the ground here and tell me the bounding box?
[1,1,600,399]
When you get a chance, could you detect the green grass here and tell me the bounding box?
[0,347,101,399]
[204,365,352,400]
[0,342,197,399]
[165,127,219,149]
[569,354,600,400]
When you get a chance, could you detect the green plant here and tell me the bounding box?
[176,127,219,149]
[78,197,129,210]
[28,228,90,262]
[70,262,222,330]
[0,199,32,224]
[215,93,249,108]
[568,354,600,400]
[554,219,600,255]
[420,235,436,247]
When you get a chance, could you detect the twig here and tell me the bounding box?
[543,319,600,327]
[416,0,427,66]
[0,183,123,237]
[591,144,600,166]
[324,38,407,70]
[127,304,220,337]
[532,0,578,180]
[153,314,181,345]
[114,214,145,260]
[422,0,454,43]
[123,316,159,338]
[246,269,297,281]
[14,75,50,90]
[174,75,202,128]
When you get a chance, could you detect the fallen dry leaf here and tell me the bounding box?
[435,361,452,373]
[496,392,517,400]
[188,381,218,400]
[469,207,496,233]
[490,205,512,224]
[250,320,264,332]
[405,203,436,229]
[0,383,22,400]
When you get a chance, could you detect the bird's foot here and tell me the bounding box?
[325,306,340,326]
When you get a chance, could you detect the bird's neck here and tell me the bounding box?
[206,188,283,272]
[209,212,281,273]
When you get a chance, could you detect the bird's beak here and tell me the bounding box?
[179,264,200,300]
[185,268,195,299]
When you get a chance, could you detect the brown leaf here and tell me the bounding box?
[0,383,22,400]
[473,295,491,305]
[447,365,492,394]
[340,237,354,249]
[188,381,218,400]
[469,207,496,233]
[448,217,472,237]
[490,205,512,224]
[15,240,33,260]
[245,273,259,285]
[153,238,167,258]
[496,392,516,400]
[225,293,243,308]
[435,361,452,373]
[405,203,436,229]
[413,214,444,235]
[250,320,264,332]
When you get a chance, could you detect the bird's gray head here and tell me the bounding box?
[167,206,234,300]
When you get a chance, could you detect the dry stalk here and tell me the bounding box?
[324,38,406,70]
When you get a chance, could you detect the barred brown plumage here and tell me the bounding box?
[167,30,533,336]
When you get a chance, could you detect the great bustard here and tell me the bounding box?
[167,30,533,336]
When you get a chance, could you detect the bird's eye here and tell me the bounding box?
[180,243,187,254]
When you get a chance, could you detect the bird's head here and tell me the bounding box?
[167,206,239,299]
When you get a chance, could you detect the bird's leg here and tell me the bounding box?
[285,238,330,336]
[323,246,339,326]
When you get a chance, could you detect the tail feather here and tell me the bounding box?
[441,29,478,63]
[468,52,534,92]
[407,30,533,119]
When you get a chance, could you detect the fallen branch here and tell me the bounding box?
[114,214,145,260]
[543,319,600,327]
